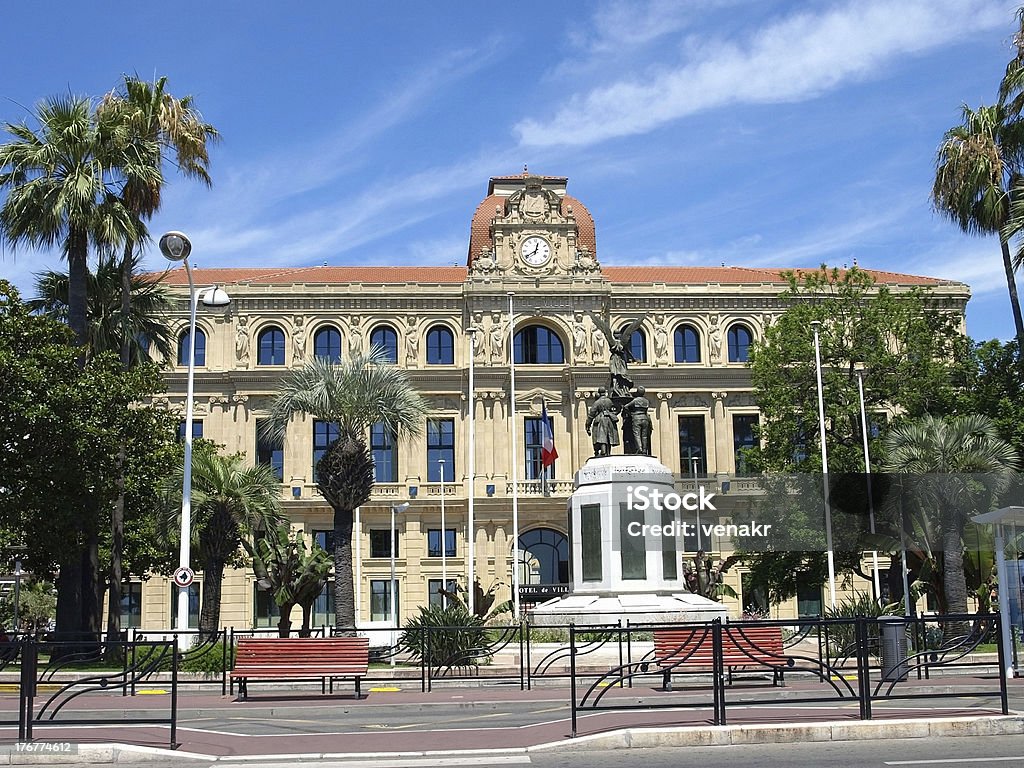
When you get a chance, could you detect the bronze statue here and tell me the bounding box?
[588,312,646,398]
[585,387,620,457]
[623,385,652,456]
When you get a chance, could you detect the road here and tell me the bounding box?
[104,734,1024,767]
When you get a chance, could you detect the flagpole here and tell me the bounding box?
[508,292,521,618]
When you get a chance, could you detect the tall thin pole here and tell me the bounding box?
[439,458,447,609]
[390,503,396,665]
[354,506,362,624]
[856,371,882,604]
[691,456,702,551]
[467,327,477,615]
[508,292,521,618]
[177,258,197,632]
[811,321,837,611]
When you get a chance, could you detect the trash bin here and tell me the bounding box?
[879,616,909,682]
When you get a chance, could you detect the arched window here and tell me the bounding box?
[370,325,398,363]
[314,326,342,363]
[674,325,701,363]
[426,326,454,365]
[620,325,646,363]
[514,325,564,364]
[727,324,753,363]
[516,528,569,585]
[257,326,286,365]
[178,328,206,367]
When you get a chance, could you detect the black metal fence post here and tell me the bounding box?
[18,637,36,742]
[170,636,179,748]
[569,624,577,738]
[997,612,1009,715]
[524,621,532,691]
[519,620,526,691]
[713,619,724,725]
[856,617,872,720]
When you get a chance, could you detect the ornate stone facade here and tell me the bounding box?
[142,172,970,630]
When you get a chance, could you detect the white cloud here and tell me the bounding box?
[518,0,1009,148]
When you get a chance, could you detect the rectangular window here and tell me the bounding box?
[177,420,203,442]
[619,502,647,580]
[581,504,603,582]
[796,579,822,617]
[370,529,396,558]
[256,419,284,482]
[314,529,335,553]
[732,414,759,477]
[253,586,280,628]
[427,419,455,481]
[427,529,456,558]
[371,422,398,482]
[313,420,339,481]
[314,583,335,627]
[661,508,677,581]
[523,417,555,480]
[428,579,459,607]
[678,415,707,477]
[169,583,201,629]
[370,579,398,622]
[120,582,143,629]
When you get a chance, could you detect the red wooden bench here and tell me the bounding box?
[229,637,369,700]
[653,625,791,690]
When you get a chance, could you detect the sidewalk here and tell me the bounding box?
[0,673,1020,764]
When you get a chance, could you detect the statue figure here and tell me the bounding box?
[585,387,620,457]
[348,317,363,357]
[653,315,669,361]
[709,316,723,362]
[590,322,606,364]
[488,311,505,364]
[588,312,646,398]
[235,317,250,363]
[292,316,306,363]
[623,385,652,456]
[572,313,588,361]
[405,316,419,365]
[472,312,486,361]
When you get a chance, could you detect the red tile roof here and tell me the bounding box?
[601,266,958,286]
[153,264,961,288]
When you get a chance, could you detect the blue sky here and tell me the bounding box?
[1,0,1021,341]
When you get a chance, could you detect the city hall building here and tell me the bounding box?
[135,172,970,631]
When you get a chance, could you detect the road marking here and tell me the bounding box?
[885,758,1024,765]
[371,686,402,692]
[220,758,531,767]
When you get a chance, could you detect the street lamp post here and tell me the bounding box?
[438,458,447,609]
[390,501,409,666]
[811,320,837,611]
[160,231,231,634]
[856,370,883,605]
[690,455,702,551]
[466,326,477,615]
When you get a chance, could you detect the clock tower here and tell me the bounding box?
[466,171,600,278]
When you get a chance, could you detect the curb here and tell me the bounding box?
[1,714,1022,764]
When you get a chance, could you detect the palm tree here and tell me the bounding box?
[932,103,1024,351]
[97,76,217,647]
[29,254,175,365]
[881,414,1019,628]
[265,348,428,631]
[165,451,282,637]
[0,95,156,638]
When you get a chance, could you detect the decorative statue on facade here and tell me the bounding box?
[588,312,645,399]
[585,386,620,457]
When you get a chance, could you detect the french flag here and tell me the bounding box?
[541,401,558,468]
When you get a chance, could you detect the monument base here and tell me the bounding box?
[528,591,728,626]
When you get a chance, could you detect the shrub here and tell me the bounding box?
[401,603,490,668]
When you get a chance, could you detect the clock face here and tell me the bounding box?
[521,236,551,266]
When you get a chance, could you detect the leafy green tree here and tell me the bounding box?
[246,525,331,637]
[0,281,176,636]
[265,349,428,631]
[880,414,1019,627]
[740,266,965,602]
[932,102,1024,350]
[955,340,1024,460]
[164,450,281,637]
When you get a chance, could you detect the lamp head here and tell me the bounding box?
[159,231,192,262]
[201,285,231,307]
[393,502,410,513]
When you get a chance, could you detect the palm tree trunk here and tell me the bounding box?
[277,603,295,638]
[199,556,225,641]
[333,507,356,634]
[67,227,89,360]
[1000,237,1024,350]
[300,602,313,638]
[942,527,970,637]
